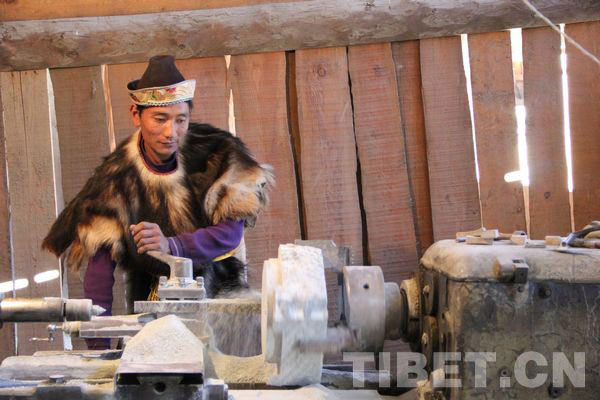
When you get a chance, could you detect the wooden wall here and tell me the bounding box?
[0,21,599,359]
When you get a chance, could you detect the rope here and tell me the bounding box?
[521,0,600,66]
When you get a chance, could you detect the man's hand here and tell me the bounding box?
[130,222,170,254]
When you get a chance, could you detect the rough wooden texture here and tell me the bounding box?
[295,47,362,331]
[348,43,419,282]
[176,57,230,130]
[0,0,300,21]
[106,62,147,145]
[50,67,112,204]
[420,36,481,241]
[4,1,600,71]
[348,43,418,363]
[0,88,16,361]
[228,52,301,288]
[0,70,64,354]
[49,67,127,349]
[390,40,433,257]
[285,51,306,239]
[468,31,526,233]
[295,47,363,263]
[565,21,600,230]
[522,27,571,238]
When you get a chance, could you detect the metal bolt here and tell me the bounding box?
[49,375,65,384]
[153,381,167,394]
[539,287,552,298]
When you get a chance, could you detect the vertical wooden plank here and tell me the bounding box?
[0,70,63,354]
[0,86,16,360]
[391,40,434,256]
[50,67,112,204]
[468,31,526,233]
[50,66,126,349]
[228,52,301,288]
[420,36,481,241]
[177,57,229,130]
[523,27,571,238]
[106,62,147,145]
[347,43,419,282]
[295,47,363,333]
[295,47,363,263]
[565,21,600,230]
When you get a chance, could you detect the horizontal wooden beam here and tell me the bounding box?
[0,0,300,22]
[2,0,600,71]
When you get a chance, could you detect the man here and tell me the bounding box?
[42,56,273,348]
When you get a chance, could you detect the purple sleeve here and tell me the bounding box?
[167,219,244,264]
[83,247,116,316]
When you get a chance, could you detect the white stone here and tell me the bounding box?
[261,244,329,386]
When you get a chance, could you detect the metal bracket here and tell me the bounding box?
[494,257,529,284]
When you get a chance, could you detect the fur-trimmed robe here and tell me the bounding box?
[42,123,273,301]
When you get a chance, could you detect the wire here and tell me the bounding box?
[521,0,600,66]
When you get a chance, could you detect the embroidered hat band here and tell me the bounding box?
[128,79,196,106]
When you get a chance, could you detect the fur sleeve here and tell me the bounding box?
[42,146,130,271]
[204,162,274,226]
[183,123,275,226]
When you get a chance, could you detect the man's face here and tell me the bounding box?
[130,102,190,162]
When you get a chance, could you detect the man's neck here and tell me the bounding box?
[139,135,177,174]
[143,140,168,165]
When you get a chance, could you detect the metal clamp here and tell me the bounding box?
[494,257,529,283]
[147,251,206,300]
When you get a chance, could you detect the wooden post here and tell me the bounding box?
[0,0,297,21]
[3,0,600,71]
[0,70,64,354]
[523,27,571,238]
